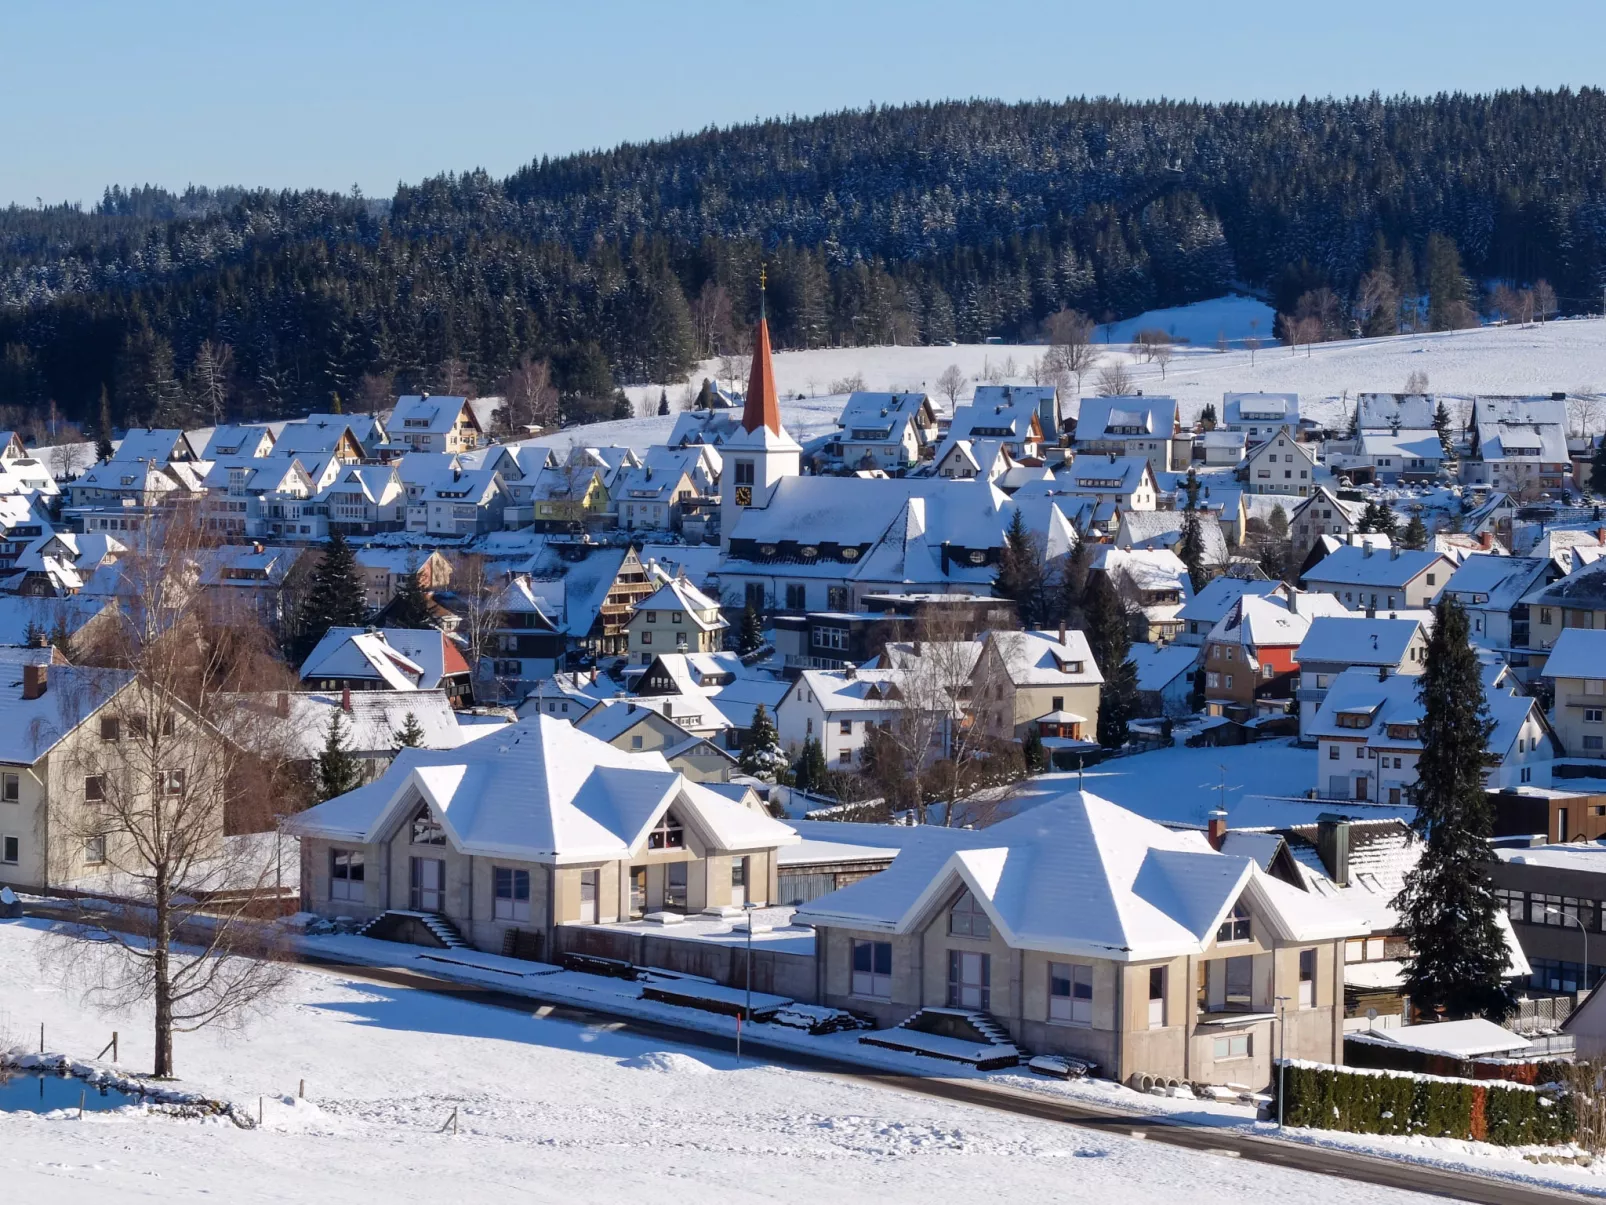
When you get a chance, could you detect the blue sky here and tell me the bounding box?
[3,0,1603,207]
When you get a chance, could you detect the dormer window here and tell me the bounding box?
[1335,710,1373,729]
[949,888,990,939]
[1216,903,1251,944]
[647,812,685,850]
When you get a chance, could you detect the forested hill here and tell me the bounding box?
[4,90,1606,431]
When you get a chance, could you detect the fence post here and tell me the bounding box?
[299,1078,305,1099]
[39,1023,44,1054]
[79,1088,86,1120]
[112,1032,117,1064]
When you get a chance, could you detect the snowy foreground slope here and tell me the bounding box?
[0,922,1430,1205]
[600,304,1606,455]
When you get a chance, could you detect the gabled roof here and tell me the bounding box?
[1177,577,1284,626]
[112,428,195,463]
[0,664,135,765]
[1076,395,1178,441]
[1060,455,1153,495]
[289,714,796,862]
[192,425,275,459]
[1359,429,1444,460]
[1356,393,1435,430]
[989,629,1103,687]
[1116,510,1228,565]
[300,626,470,690]
[1223,392,1299,425]
[1302,545,1451,590]
[1444,554,1552,612]
[1206,593,1316,650]
[1128,642,1200,692]
[1295,616,1422,667]
[1540,628,1606,680]
[794,790,1367,959]
[1520,560,1606,611]
[391,395,474,436]
[633,579,726,631]
[224,689,491,758]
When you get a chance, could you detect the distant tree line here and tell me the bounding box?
[4,90,1606,430]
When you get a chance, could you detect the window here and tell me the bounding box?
[785,584,806,610]
[647,813,684,850]
[645,611,657,623]
[664,862,688,911]
[1213,1033,1251,1060]
[1051,696,1064,712]
[640,630,652,645]
[579,869,598,923]
[330,849,365,902]
[840,719,853,736]
[1328,745,1339,760]
[1224,955,1254,1011]
[629,867,647,918]
[100,716,120,742]
[0,773,16,803]
[827,587,848,610]
[160,769,185,797]
[1148,966,1166,1027]
[838,748,852,765]
[946,949,991,1010]
[949,889,991,939]
[128,716,148,740]
[411,804,445,845]
[1586,736,1604,751]
[1,833,17,864]
[83,834,106,864]
[1590,680,1606,697]
[1217,903,1251,944]
[852,939,892,1000]
[733,460,755,486]
[85,775,104,801]
[1299,948,1316,1007]
[1049,962,1093,1024]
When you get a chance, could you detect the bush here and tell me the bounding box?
[1274,1061,1573,1147]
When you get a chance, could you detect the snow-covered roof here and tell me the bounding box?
[793,789,1368,960]
[1176,577,1283,626]
[1076,395,1178,441]
[1521,560,1606,611]
[1302,545,1451,590]
[1204,593,1317,650]
[1356,393,1435,430]
[1310,665,1543,759]
[1358,428,1444,460]
[633,578,725,631]
[1443,554,1551,612]
[1348,1018,1530,1058]
[1128,642,1199,693]
[1223,392,1299,425]
[300,627,470,690]
[391,394,473,436]
[224,689,486,758]
[1540,627,1606,680]
[1295,616,1422,667]
[0,664,134,765]
[788,668,906,715]
[288,715,796,863]
[1197,429,1246,450]
[991,629,1103,688]
[1117,510,1228,565]
[1061,455,1152,495]
[1475,421,1569,464]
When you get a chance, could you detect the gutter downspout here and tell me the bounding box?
[1114,954,1126,1085]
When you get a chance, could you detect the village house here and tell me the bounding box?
[1355,393,1436,432]
[972,627,1102,746]
[1310,666,1557,803]
[1539,628,1606,760]
[1200,593,1347,720]
[481,576,567,691]
[625,576,728,665]
[1288,485,1366,558]
[931,438,1016,482]
[318,464,408,535]
[935,389,1045,463]
[1115,510,1230,573]
[1463,395,1571,496]
[1221,392,1300,448]
[1492,844,1606,997]
[1089,547,1192,643]
[775,665,908,769]
[352,548,453,613]
[1441,553,1555,674]
[1129,642,1200,718]
[288,716,799,956]
[192,424,276,460]
[1292,616,1428,742]
[270,417,368,465]
[1074,395,1186,473]
[1196,429,1246,467]
[1518,560,1606,673]
[574,699,737,783]
[1174,578,1285,646]
[1240,427,1318,497]
[389,394,485,455]
[794,789,1367,1089]
[834,392,939,471]
[299,626,475,707]
[612,459,700,532]
[196,543,314,629]
[1354,429,1445,484]
[1300,543,1453,612]
[404,465,509,537]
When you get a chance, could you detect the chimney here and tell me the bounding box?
[1059,620,1067,646]
[22,662,46,700]
[1390,546,1400,560]
[252,542,264,555]
[843,662,857,681]
[276,691,289,719]
[1479,531,1492,550]
[1362,540,1374,557]
[341,686,352,714]
[1207,808,1228,850]
[1316,814,1352,885]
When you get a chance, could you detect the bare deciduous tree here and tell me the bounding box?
[448,553,506,702]
[935,364,967,411]
[356,371,394,416]
[1534,279,1558,324]
[690,280,734,358]
[1094,362,1135,396]
[1404,369,1430,395]
[188,341,234,426]
[1152,341,1174,378]
[1044,308,1101,394]
[434,358,476,398]
[49,512,295,1078]
[500,355,559,435]
[718,353,752,397]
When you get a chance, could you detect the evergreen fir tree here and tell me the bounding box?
[391,556,433,628]
[737,604,765,655]
[48,614,72,657]
[1055,536,1093,630]
[738,704,785,781]
[994,509,1047,627]
[95,386,114,463]
[1392,596,1514,1020]
[22,619,43,649]
[1426,233,1472,331]
[1268,503,1290,541]
[1346,402,1361,441]
[657,389,670,416]
[317,710,361,802]
[1022,727,1047,774]
[1084,572,1138,748]
[1433,399,1455,459]
[610,389,632,420]
[791,737,829,794]
[393,711,427,748]
[296,531,369,659]
[1199,403,1218,431]
[1178,470,1208,594]
[1590,436,1606,495]
[1401,513,1428,550]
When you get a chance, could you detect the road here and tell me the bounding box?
[298,954,1592,1205]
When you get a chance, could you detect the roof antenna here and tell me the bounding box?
[1077,755,1084,789]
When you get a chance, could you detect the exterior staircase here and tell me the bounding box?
[356,910,470,950]
[860,1007,1024,1070]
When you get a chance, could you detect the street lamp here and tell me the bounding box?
[1546,903,1591,995]
[737,899,759,1066]
[1274,994,1293,1128]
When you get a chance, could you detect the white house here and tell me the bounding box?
[1356,430,1445,483]
[835,392,938,470]
[389,394,485,455]
[1074,395,1185,473]
[1222,393,1300,448]
[1292,616,1428,741]
[1241,427,1318,496]
[626,577,728,665]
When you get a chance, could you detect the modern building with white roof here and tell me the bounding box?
[288,715,799,952]
[794,787,1368,1088]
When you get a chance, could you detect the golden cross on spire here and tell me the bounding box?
[759,262,767,318]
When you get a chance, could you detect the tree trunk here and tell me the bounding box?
[153,879,174,1078]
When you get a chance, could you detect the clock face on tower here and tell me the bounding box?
[734,485,752,507]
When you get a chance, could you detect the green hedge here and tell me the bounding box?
[1273,1061,1574,1146]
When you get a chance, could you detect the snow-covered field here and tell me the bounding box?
[603,300,1606,453]
[0,919,1442,1204]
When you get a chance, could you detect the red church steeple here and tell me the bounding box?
[741,266,782,435]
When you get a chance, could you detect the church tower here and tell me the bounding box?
[720,272,800,551]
